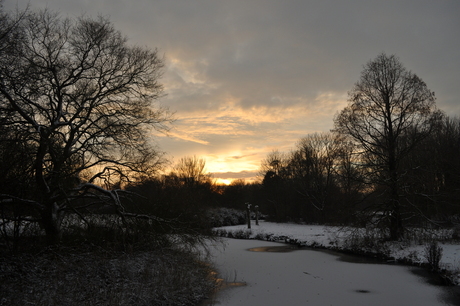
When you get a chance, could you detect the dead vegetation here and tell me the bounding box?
[0,244,216,306]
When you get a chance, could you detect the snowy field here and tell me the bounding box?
[213,221,460,285]
[204,238,458,306]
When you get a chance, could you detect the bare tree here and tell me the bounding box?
[172,156,211,187]
[159,156,216,222]
[0,9,172,243]
[290,133,341,210]
[260,150,290,221]
[401,115,460,225]
[260,150,289,178]
[0,1,24,48]
[333,53,443,240]
[273,132,345,223]
[333,138,368,219]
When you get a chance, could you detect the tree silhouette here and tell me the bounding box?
[334,53,442,240]
[0,9,172,243]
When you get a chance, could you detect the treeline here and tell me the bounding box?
[125,114,460,231]
[258,115,460,226]
[123,156,261,229]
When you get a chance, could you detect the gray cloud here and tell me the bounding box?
[5,0,460,180]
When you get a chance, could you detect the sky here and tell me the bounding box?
[4,0,460,184]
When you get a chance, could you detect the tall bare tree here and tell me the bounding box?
[0,9,172,243]
[260,150,291,221]
[334,53,442,240]
[172,156,211,187]
[288,133,341,212]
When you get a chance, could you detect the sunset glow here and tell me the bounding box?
[8,0,459,183]
[215,178,232,186]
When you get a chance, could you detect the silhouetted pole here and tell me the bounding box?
[246,202,251,229]
[255,205,259,225]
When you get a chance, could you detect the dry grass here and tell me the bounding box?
[0,244,216,306]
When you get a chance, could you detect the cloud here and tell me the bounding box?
[5,0,460,180]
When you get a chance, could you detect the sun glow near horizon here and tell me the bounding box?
[202,152,262,183]
[215,178,232,185]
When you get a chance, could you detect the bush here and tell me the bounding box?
[424,241,443,271]
[206,208,247,227]
[339,226,390,256]
[212,228,252,239]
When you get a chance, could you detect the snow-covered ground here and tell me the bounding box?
[204,238,458,306]
[213,221,460,285]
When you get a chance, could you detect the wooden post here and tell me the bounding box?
[255,205,259,225]
[246,202,251,229]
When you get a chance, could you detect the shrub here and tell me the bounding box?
[424,241,443,271]
[339,226,390,256]
[206,208,247,227]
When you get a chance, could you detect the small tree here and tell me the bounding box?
[287,132,342,221]
[172,155,211,187]
[0,9,172,243]
[164,156,216,217]
[334,53,442,240]
[260,150,290,221]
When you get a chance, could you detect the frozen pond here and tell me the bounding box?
[204,238,458,306]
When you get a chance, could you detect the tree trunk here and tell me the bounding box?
[41,202,62,244]
[389,199,403,240]
[387,108,404,240]
[389,171,403,240]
